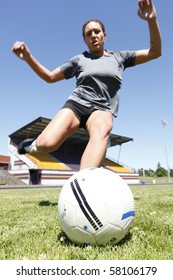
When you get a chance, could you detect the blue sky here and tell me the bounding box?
[1,0,172,171]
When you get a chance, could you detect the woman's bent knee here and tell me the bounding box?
[36,136,58,152]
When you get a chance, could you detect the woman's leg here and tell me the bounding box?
[80,110,113,170]
[17,107,79,155]
[36,108,80,153]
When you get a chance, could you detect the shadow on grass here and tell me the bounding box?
[39,200,57,207]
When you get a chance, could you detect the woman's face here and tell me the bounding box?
[84,21,106,56]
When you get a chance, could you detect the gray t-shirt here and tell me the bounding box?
[60,50,136,117]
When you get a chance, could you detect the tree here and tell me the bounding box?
[170,169,173,177]
[155,166,167,177]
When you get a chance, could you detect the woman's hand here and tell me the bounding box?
[138,0,156,21]
[12,41,30,60]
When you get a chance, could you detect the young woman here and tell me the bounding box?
[12,0,161,170]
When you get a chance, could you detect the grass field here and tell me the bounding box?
[0,184,173,260]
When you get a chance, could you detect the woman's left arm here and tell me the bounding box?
[135,0,162,65]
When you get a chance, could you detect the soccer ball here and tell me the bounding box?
[58,168,135,245]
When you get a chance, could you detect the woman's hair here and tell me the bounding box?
[82,19,106,39]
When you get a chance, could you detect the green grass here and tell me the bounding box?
[0,178,6,185]
[0,185,173,260]
[139,176,173,184]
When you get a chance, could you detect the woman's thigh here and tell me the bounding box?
[37,108,80,149]
[86,110,113,139]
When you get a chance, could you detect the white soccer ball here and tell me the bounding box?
[58,168,135,245]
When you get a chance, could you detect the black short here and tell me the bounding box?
[62,99,97,128]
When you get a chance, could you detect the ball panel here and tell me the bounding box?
[95,224,123,245]
[58,201,76,230]
[65,227,96,244]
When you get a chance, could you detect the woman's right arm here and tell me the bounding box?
[12,41,65,83]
